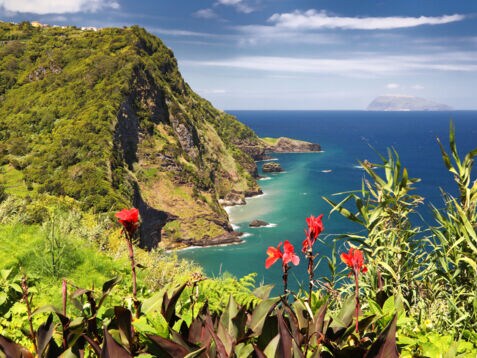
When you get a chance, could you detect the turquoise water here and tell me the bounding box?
[178,111,477,290]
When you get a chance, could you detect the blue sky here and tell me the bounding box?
[1,1,477,109]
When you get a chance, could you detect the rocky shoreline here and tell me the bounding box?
[175,137,322,250]
[174,231,244,248]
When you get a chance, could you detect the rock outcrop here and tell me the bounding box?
[262,137,321,153]
[249,219,269,228]
[262,162,284,173]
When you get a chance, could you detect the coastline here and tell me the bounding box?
[172,148,321,251]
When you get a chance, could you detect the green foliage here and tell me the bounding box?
[323,148,427,309]
[324,123,477,347]
[0,21,262,248]
[428,122,477,333]
[0,269,22,316]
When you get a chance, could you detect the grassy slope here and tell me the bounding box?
[0,22,262,248]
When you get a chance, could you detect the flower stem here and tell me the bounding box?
[282,264,289,296]
[354,272,360,333]
[306,248,314,306]
[125,232,140,318]
[21,275,37,355]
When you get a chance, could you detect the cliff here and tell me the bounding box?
[0,22,265,249]
[367,95,452,111]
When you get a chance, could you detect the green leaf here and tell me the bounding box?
[252,284,274,300]
[0,292,7,306]
[262,334,280,358]
[183,346,207,358]
[234,343,254,358]
[141,291,163,315]
[248,297,280,336]
[365,314,398,358]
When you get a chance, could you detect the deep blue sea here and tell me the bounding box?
[179,111,477,291]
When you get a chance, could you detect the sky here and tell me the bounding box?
[1,0,477,110]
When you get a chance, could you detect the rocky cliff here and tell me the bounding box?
[0,22,265,249]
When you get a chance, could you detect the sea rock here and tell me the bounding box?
[262,162,283,173]
[249,219,269,227]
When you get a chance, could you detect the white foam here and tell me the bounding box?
[246,192,266,200]
[231,224,240,230]
[240,232,253,238]
[265,223,277,228]
[259,176,272,181]
[258,158,278,162]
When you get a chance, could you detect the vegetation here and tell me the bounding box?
[0,124,476,357]
[0,21,476,357]
[0,21,263,249]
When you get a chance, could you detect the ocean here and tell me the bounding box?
[178,110,477,292]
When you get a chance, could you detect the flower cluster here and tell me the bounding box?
[264,214,368,333]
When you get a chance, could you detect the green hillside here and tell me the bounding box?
[0,21,264,249]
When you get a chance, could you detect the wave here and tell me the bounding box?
[247,192,266,200]
[257,158,278,162]
[259,176,272,181]
[240,232,253,238]
[231,223,240,230]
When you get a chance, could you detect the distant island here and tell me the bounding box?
[367,95,452,111]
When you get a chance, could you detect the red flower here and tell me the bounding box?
[341,247,368,275]
[265,240,300,269]
[283,240,300,266]
[115,208,139,236]
[302,214,324,252]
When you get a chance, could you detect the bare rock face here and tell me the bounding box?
[262,162,283,173]
[219,190,246,206]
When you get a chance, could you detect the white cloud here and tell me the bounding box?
[236,25,337,45]
[412,84,424,90]
[151,27,219,38]
[193,8,218,19]
[183,52,477,77]
[215,0,254,14]
[199,89,227,94]
[0,0,119,14]
[268,10,466,30]
[386,83,399,89]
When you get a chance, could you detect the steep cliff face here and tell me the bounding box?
[0,22,264,249]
